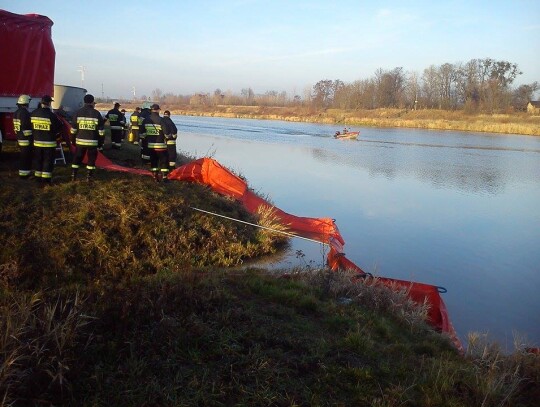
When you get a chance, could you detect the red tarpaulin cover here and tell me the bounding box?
[0,10,55,97]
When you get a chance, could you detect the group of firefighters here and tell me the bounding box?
[13,94,178,183]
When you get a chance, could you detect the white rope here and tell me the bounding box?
[189,206,329,246]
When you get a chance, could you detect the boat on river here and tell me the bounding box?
[334,131,359,140]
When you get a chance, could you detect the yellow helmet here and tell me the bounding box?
[17,94,31,105]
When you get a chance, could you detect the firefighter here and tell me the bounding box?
[70,94,105,182]
[129,107,140,144]
[13,94,33,179]
[140,103,168,182]
[120,108,128,141]
[105,101,125,149]
[162,110,178,171]
[30,95,63,184]
[138,102,152,164]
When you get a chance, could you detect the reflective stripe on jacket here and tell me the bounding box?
[71,104,105,146]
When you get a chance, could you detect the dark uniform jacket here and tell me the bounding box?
[161,116,178,145]
[140,112,167,150]
[13,107,33,146]
[70,104,105,147]
[30,106,63,148]
[105,107,125,131]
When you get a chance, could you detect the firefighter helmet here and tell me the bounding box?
[17,94,31,105]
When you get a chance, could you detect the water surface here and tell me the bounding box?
[173,115,540,348]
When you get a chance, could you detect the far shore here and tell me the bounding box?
[95,104,540,136]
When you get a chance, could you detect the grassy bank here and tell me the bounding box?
[1,140,539,406]
[98,104,540,136]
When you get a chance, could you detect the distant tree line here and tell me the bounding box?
[122,58,539,113]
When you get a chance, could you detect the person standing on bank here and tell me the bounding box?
[70,94,105,182]
[140,103,169,182]
[161,110,178,171]
[105,101,125,149]
[13,94,33,179]
[138,102,152,164]
[30,95,63,184]
[120,108,128,141]
[129,106,140,144]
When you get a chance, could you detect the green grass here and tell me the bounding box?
[1,140,539,406]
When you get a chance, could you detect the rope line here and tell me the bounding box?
[189,206,328,246]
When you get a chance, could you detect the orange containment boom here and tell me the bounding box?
[90,153,463,351]
[169,158,463,352]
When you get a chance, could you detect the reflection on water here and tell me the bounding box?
[174,115,540,348]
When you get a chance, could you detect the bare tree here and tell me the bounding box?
[404,71,420,109]
[241,88,254,104]
[312,79,340,108]
[421,65,439,108]
[151,88,163,102]
[374,67,405,108]
[512,82,539,110]
[436,63,458,109]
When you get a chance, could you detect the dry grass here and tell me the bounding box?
[0,291,90,405]
[1,141,539,406]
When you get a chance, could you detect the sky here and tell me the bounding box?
[3,0,540,100]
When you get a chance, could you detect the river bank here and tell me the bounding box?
[1,139,538,406]
[97,104,540,136]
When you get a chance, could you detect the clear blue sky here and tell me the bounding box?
[3,0,540,99]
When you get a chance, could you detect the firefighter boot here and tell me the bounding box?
[71,169,78,182]
[86,170,94,182]
[153,171,160,182]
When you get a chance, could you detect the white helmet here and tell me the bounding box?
[17,94,31,105]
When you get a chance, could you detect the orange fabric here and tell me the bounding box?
[85,155,462,351]
[170,158,462,351]
[170,159,345,244]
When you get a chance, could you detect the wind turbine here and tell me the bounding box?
[77,65,86,88]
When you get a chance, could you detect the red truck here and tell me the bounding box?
[0,9,56,145]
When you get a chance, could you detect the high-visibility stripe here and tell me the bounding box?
[169,161,176,166]
[18,140,30,146]
[148,142,167,149]
[34,141,57,147]
[87,165,96,170]
[166,140,176,145]
[23,130,32,136]
[72,164,80,169]
[98,130,105,136]
[41,172,52,179]
[110,125,123,130]
[76,138,99,146]
[19,170,32,176]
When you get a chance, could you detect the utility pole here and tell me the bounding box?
[77,65,86,88]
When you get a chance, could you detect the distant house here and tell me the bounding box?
[527,101,540,114]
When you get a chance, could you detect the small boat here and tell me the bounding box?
[334,131,359,140]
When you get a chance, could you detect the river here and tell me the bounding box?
[170,114,540,348]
